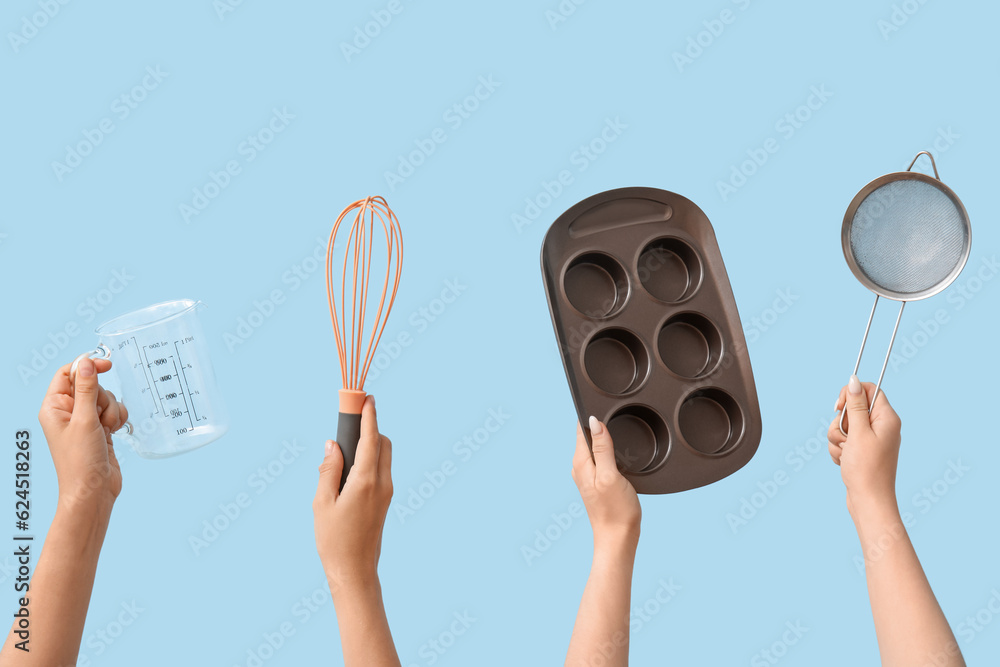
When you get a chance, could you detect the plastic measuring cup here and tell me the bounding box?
[71,299,228,458]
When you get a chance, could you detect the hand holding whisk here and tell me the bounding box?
[326,196,403,490]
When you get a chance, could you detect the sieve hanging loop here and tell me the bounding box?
[907,150,940,179]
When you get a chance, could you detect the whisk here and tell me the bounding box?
[326,196,403,489]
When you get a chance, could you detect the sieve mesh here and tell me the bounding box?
[849,179,967,296]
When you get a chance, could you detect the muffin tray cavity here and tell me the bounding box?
[541,187,762,494]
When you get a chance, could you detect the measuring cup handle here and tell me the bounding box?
[69,344,134,436]
[335,412,362,493]
[69,344,112,380]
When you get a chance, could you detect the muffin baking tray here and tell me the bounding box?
[541,187,762,494]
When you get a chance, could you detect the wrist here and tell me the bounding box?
[326,564,380,598]
[57,487,116,522]
[593,526,640,559]
[848,496,909,561]
[592,540,637,582]
[50,498,112,556]
[848,490,900,526]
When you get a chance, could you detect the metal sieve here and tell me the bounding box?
[839,151,971,434]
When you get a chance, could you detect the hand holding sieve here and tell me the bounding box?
[839,151,971,435]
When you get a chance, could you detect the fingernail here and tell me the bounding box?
[325,440,334,457]
[368,395,375,409]
[78,358,95,377]
[588,415,603,435]
[848,375,862,395]
[834,397,840,411]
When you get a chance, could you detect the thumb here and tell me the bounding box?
[588,416,618,473]
[70,357,100,425]
[317,440,345,499]
[844,375,873,436]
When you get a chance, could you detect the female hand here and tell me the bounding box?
[39,357,128,514]
[0,358,128,667]
[572,416,641,548]
[828,375,902,516]
[565,417,641,667]
[313,396,393,591]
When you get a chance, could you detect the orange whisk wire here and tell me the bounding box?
[325,196,403,391]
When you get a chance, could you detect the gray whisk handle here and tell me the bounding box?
[336,411,363,493]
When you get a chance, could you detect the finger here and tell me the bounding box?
[96,385,111,417]
[833,380,882,412]
[866,383,891,412]
[833,385,848,412]
[868,385,900,431]
[588,416,617,474]
[377,435,392,480]
[102,393,128,433]
[353,395,381,476]
[45,363,74,400]
[573,422,595,474]
[45,359,112,400]
[854,381,897,430]
[843,375,873,437]
[316,440,345,501]
[100,392,120,431]
[47,394,74,416]
[827,416,847,446]
[70,358,102,426]
[106,438,120,467]
[828,441,842,465]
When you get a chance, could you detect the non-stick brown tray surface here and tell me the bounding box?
[541,187,762,494]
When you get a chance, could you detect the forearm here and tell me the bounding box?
[330,577,401,667]
[566,537,637,667]
[852,497,965,667]
[0,501,111,666]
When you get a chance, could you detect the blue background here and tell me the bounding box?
[2,0,998,665]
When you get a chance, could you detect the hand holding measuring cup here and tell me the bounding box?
[40,357,128,510]
[70,299,229,459]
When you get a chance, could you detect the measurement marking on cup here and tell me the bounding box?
[174,341,202,424]
[170,357,194,429]
[132,337,158,413]
[140,344,165,415]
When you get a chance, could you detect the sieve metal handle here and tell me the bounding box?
[839,295,906,436]
[907,151,940,179]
